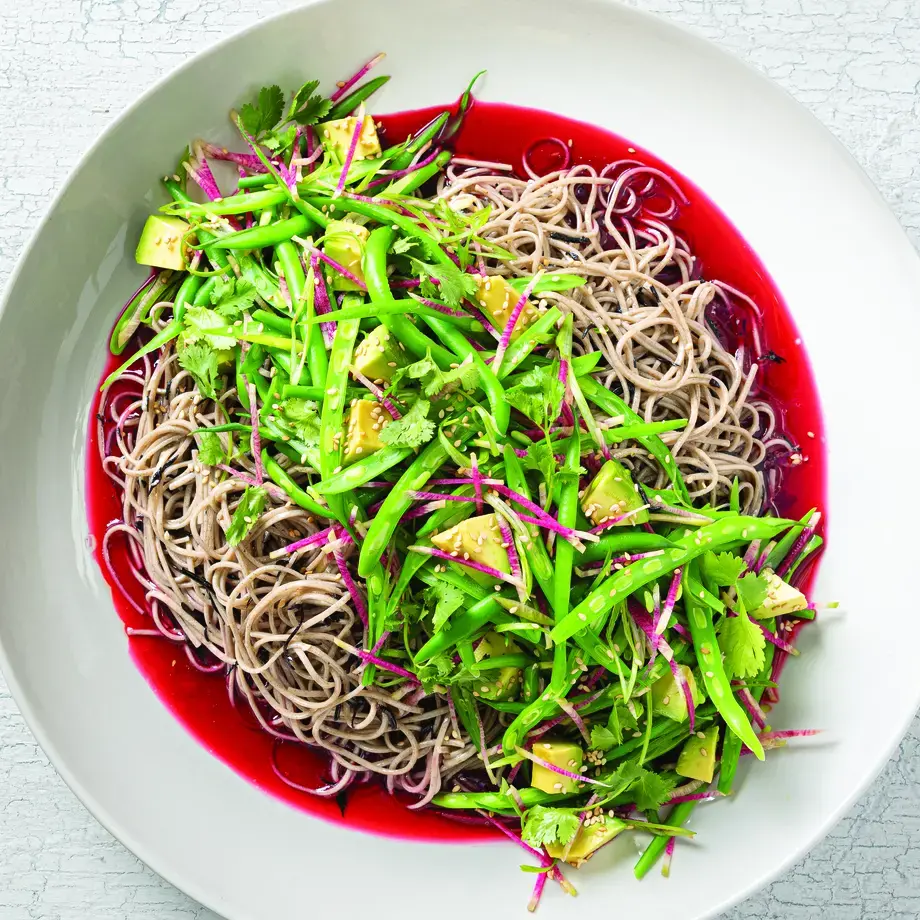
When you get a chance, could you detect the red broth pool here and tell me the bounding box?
[87,100,826,842]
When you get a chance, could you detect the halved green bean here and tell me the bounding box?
[101,320,181,390]
[416,593,507,662]
[109,271,177,355]
[280,383,365,402]
[495,307,562,379]
[165,186,289,217]
[386,150,451,196]
[634,802,697,879]
[388,112,449,170]
[277,240,328,387]
[237,174,273,189]
[577,530,675,564]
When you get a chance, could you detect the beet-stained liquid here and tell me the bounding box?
[86,101,826,842]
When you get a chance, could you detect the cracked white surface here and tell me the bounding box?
[1,1,919,918]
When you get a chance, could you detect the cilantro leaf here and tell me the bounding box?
[604,698,642,746]
[410,257,478,308]
[590,725,618,752]
[262,124,298,154]
[425,580,466,633]
[505,362,565,429]
[226,486,268,547]
[177,339,221,398]
[278,398,321,447]
[392,236,419,256]
[736,572,768,612]
[719,609,766,679]
[293,95,333,126]
[700,550,746,588]
[415,652,454,689]
[379,399,435,449]
[422,358,479,398]
[182,307,237,350]
[210,278,257,321]
[197,431,226,466]
[631,768,678,812]
[521,806,580,849]
[517,438,558,494]
[239,85,284,139]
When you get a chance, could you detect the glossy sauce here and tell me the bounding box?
[87,101,826,842]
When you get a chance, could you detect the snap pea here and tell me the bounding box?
[634,801,697,879]
[237,173,273,189]
[552,435,582,685]
[500,662,581,756]
[552,513,795,643]
[577,531,675,564]
[579,374,689,502]
[522,664,542,703]
[318,297,362,524]
[280,383,365,402]
[314,446,415,494]
[502,350,600,389]
[685,561,764,760]
[325,74,391,121]
[420,313,510,434]
[165,186,288,217]
[433,786,568,812]
[765,508,817,570]
[262,450,333,519]
[173,273,203,323]
[192,275,219,306]
[503,446,554,595]
[209,214,315,250]
[718,728,744,795]
[363,227,456,368]
[416,561,492,601]
[358,422,476,578]
[303,297,481,333]
[101,319,181,390]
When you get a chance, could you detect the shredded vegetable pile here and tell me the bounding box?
[97,54,827,910]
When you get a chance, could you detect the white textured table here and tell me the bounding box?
[1,2,919,917]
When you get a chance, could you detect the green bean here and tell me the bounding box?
[415,593,506,662]
[552,435,582,685]
[251,309,292,335]
[280,383,366,402]
[634,802,697,879]
[386,150,451,196]
[388,112,449,170]
[325,75,391,122]
[237,174,273,189]
[685,561,764,760]
[173,273,203,323]
[277,240,327,387]
[109,271,178,354]
[552,514,795,643]
[303,297,481,333]
[718,730,743,795]
[314,446,415,494]
[500,664,581,756]
[269,349,308,386]
[209,214,315,250]
[318,297,362,523]
[262,451,333,519]
[363,227,456,368]
[579,374,689,503]
[420,313,510,434]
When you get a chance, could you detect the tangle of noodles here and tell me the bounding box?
[98,147,798,808]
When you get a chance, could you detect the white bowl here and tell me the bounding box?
[1,1,918,917]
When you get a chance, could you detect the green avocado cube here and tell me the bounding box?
[749,568,808,619]
[322,219,369,292]
[470,631,522,701]
[676,723,720,784]
[353,324,405,384]
[320,108,382,162]
[651,665,704,722]
[135,214,189,270]
[342,399,390,466]
[580,459,649,527]
[475,276,540,341]
[546,815,628,866]
[430,513,510,585]
[530,739,584,794]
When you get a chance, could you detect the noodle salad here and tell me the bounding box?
[95,54,826,910]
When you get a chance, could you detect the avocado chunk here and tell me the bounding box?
[475,276,540,341]
[469,631,522,701]
[651,665,704,722]
[342,399,390,466]
[136,215,189,271]
[580,458,649,527]
[353,324,405,383]
[676,723,720,784]
[322,219,369,292]
[430,513,510,585]
[530,739,584,794]
[546,815,628,866]
[749,568,808,619]
[320,107,382,162]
